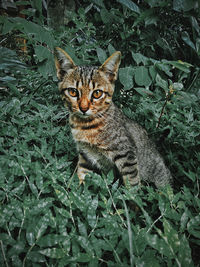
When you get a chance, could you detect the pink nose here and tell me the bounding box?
[79,106,89,114]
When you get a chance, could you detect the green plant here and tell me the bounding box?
[0,0,200,266]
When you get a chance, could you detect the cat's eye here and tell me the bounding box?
[68,88,79,98]
[92,90,103,99]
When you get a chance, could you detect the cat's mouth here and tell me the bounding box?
[73,109,94,119]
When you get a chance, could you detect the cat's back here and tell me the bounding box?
[124,116,172,186]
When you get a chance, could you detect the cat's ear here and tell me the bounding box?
[99,51,121,83]
[54,47,76,80]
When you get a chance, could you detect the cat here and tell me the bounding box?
[55,47,173,188]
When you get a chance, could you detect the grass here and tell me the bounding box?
[0,68,200,266]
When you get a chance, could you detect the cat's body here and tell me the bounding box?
[55,48,172,187]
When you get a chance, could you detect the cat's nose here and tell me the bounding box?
[79,106,89,114]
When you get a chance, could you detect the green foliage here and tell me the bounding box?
[0,0,200,266]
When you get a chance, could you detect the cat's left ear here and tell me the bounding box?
[99,51,121,83]
[54,47,76,80]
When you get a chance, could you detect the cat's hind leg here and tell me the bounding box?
[113,151,141,186]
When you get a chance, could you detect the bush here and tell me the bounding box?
[0,0,200,266]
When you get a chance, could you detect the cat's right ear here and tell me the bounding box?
[54,47,76,80]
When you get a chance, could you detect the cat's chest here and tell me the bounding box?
[70,117,108,149]
[71,127,106,149]
[78,142,113,172]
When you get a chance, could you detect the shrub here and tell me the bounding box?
[0,0,200,266]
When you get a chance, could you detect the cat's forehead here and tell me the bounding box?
[74,65,99,82]
[61,65,109,90]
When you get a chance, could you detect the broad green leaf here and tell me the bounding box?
[108,44,116,55]
[2,18,16,34]
[78,218,88,237]
[182,31,196,51]
[106,170,115,185]
[76,253,93,262]
[96,47,107,64]
[27,251,46,263]
[134,87,153,96]
[32,198,54,214]
[7,240,25,257]
[26,228,35,246]
[100,8,111,24]
[117,0,140,13]
[91,0,105,8]
[163,219,180,253]
[39,248,66,259]
[54,189,69,206]
[178,234,193,267]
[87,196,98,228]
[54,207,71,218]
[173,0,196,12]
[35,45,51,62]
[155,74,168,91]
[131,52,148,65]
[0,233,15,246]
[136,249,160,267]
[119,67,134,90]
[134,66,151,87]
[146,233,173,258]
[187,215,200,238]
[168,60,192,73]
[156,62,173,77]
[37,234,67,247]
[35,215,49,240]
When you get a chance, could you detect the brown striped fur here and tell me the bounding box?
[55,48,173,187]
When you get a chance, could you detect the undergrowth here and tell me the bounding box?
[0,67,199,266]
[0,0,200,266]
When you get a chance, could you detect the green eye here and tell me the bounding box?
[92,90,103,99]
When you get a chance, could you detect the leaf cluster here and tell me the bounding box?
[0,0,200,266]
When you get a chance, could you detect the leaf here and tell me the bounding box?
[35,215,50,240]
[117,0,140,14]
[178,234,193,267]
[76,253,93,262]
[134,87,153,96]
[87,196,98,228]
[187,215,200,238]
[131,52,148,65]
[108,44,116,55]
[100,8,111,24]
[119,67,134,90]
[96,47,107,64]
[149,65,157,80]
[173,0,196,12]
[37,234,66,247]
[182,31,196,51]
[163,219,180,253]
[91,0,105,8]
[39,248,66,259]
[27,251,46,263]
[54,189,70,207]
[155,74,168,91]
[134,66,152,87]
[136,249,160,267]
[78,218,88,237]
[146,233,174,258]
[168,60,192,73]
[26,228,35,246]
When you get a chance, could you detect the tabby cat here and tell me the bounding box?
[55,47,172,187]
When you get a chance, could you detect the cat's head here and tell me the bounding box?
[55,47,121,119]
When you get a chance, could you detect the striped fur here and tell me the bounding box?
[55,48,173,187]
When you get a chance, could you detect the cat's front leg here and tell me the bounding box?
[113,151,141,186]
[77,151,96,184]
